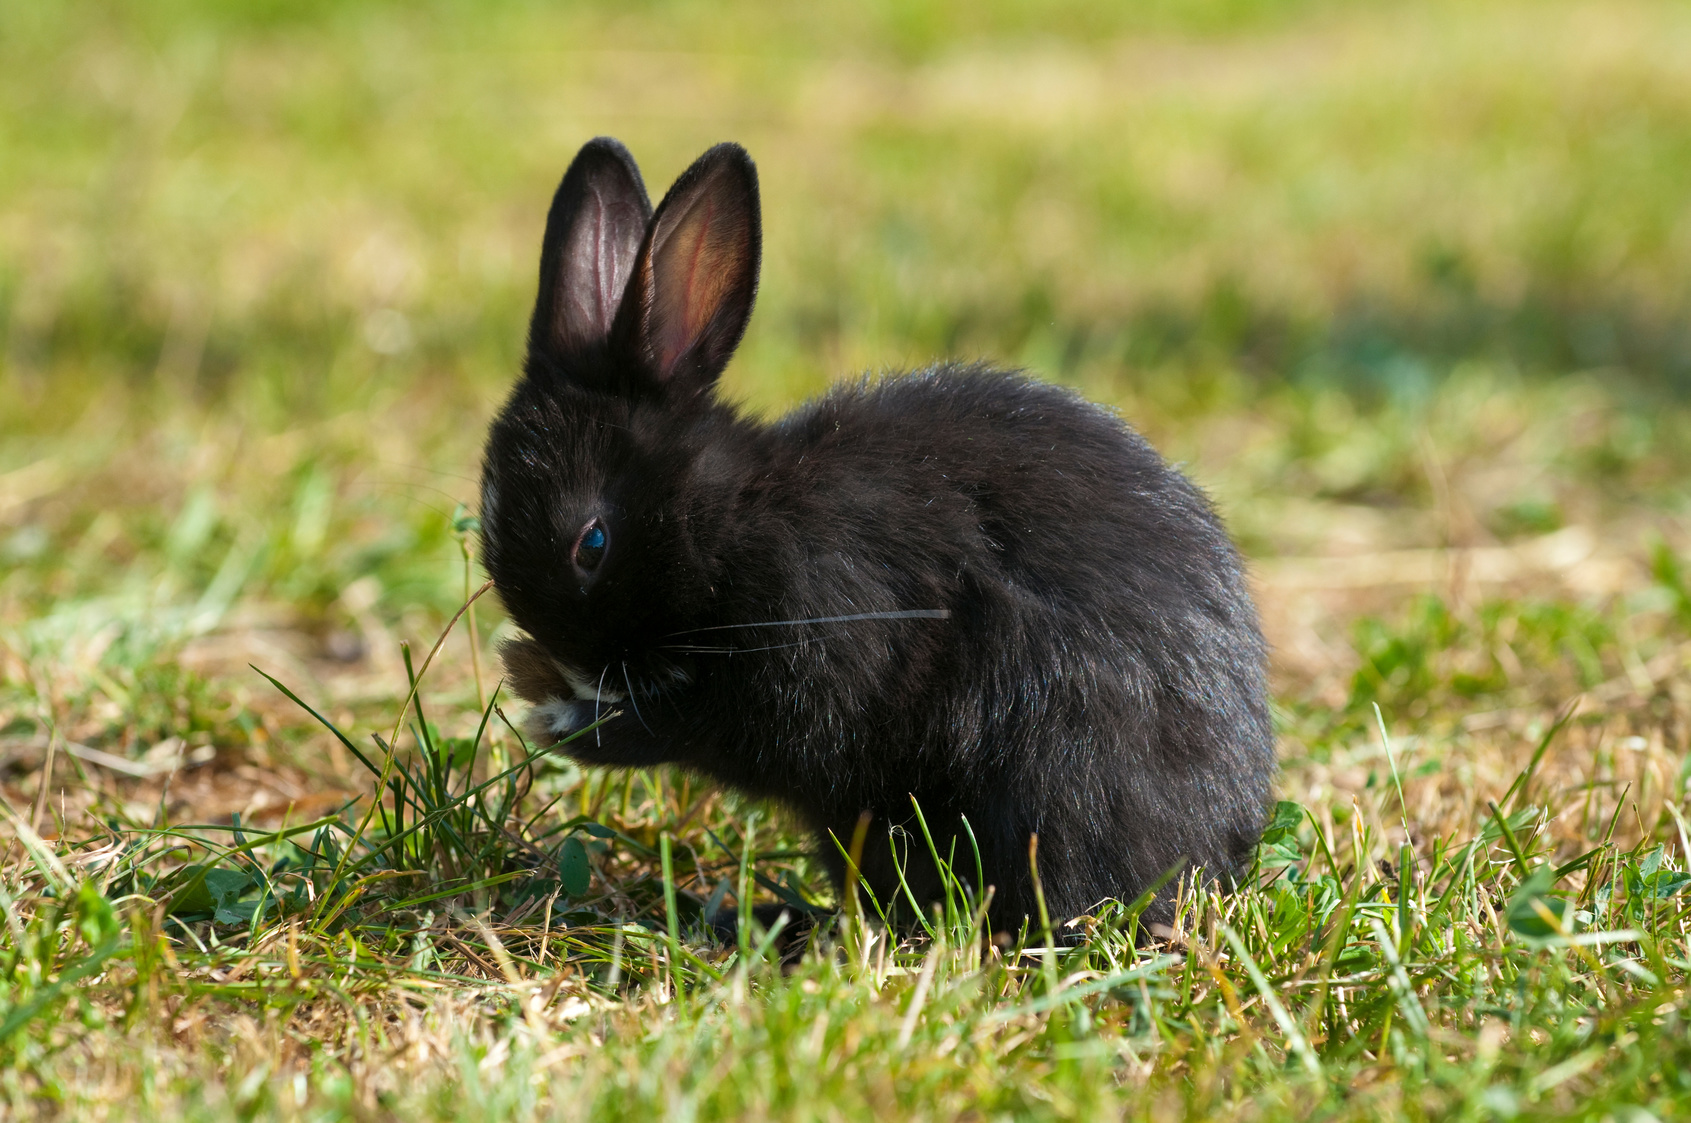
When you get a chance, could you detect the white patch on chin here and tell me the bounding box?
[518,658,632,747]
[562,666,625,703]
[524,696,586,747]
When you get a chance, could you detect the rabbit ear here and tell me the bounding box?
[530,137,653,361]
[614,143,760,393]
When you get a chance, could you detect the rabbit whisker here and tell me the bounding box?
[661,639,818,656]
[667,609,948,637]
[623,661,653,734]
[595,665,609,748]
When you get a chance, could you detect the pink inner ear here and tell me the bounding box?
[650,176,748,375]
[560,189,644,347]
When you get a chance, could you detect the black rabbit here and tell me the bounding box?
[479,137,1275,932]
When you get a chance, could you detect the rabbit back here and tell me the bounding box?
[675,364,1273,925]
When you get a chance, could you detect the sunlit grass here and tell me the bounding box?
[3,582,1690,1119]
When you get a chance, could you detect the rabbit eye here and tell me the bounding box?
[572,519,608,573]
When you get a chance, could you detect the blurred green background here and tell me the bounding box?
[3,0,1690,750]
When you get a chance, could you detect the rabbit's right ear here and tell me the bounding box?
[528,137,653,364]
[613,143,761,396]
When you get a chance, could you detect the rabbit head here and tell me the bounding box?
[479,138,762,728]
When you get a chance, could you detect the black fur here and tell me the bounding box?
[480,137,1276,930]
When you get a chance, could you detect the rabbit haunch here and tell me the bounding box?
[479,137,1275,929]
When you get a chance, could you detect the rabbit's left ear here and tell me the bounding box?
[530,137,653,364]
[614,143,761,394]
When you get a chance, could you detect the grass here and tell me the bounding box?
[4,0,1691,1118]
[4,598,1691,1120]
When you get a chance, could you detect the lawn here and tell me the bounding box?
[3,0,1691,1118]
